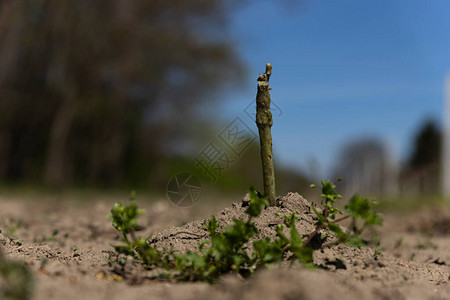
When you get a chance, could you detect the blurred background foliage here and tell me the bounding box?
[0,0,308,196]
[331,119,441,199]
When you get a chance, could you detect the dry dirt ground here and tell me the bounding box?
[0,192,449,300]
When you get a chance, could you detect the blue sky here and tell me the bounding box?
[215,0,450,177]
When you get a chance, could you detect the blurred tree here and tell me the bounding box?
[408,120,441,170]
[332,138,398,196]
[401,119,441,195]
[0,0,245,187]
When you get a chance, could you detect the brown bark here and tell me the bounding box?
[256,63,276,205]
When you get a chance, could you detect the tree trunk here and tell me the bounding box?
[44,96,75,186]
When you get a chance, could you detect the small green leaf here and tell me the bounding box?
[245,187,269,217]
[289,224,303,252]
[294,246,314,268]
[345,195,370,219]
[345,235,366,248]
[206,216,219,237]
[130,190,137,201]
[365,212,383,226]
[311,203,326,225]
[327,222,347,242]
[112,245,134,256]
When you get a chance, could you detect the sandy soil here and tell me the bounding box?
[0,192,449,300]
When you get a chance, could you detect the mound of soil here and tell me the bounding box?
[150,192,317,254]
[148,193,388,273]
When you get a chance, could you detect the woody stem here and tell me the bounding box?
[256,63,276,205]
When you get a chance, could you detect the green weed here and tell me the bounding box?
[0,249,33,300]
[109,180,382,282]
[416,240,437,250]
[0,218,25,246]
[394,237,403,249]
[308,179,382,248]
[35,229,69,247]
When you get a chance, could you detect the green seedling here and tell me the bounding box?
[109,180,382,282]
[0,248,34,300]
[394,237,403,249]
[0,230,23,247]
[39,258,48,272]
[38,230,57,243]
[416,240,437,250]
[374,246,383,256]
[1,218,25,246]
[109,191,163,268]
[36,229,68,247]
[308,179,382,248]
